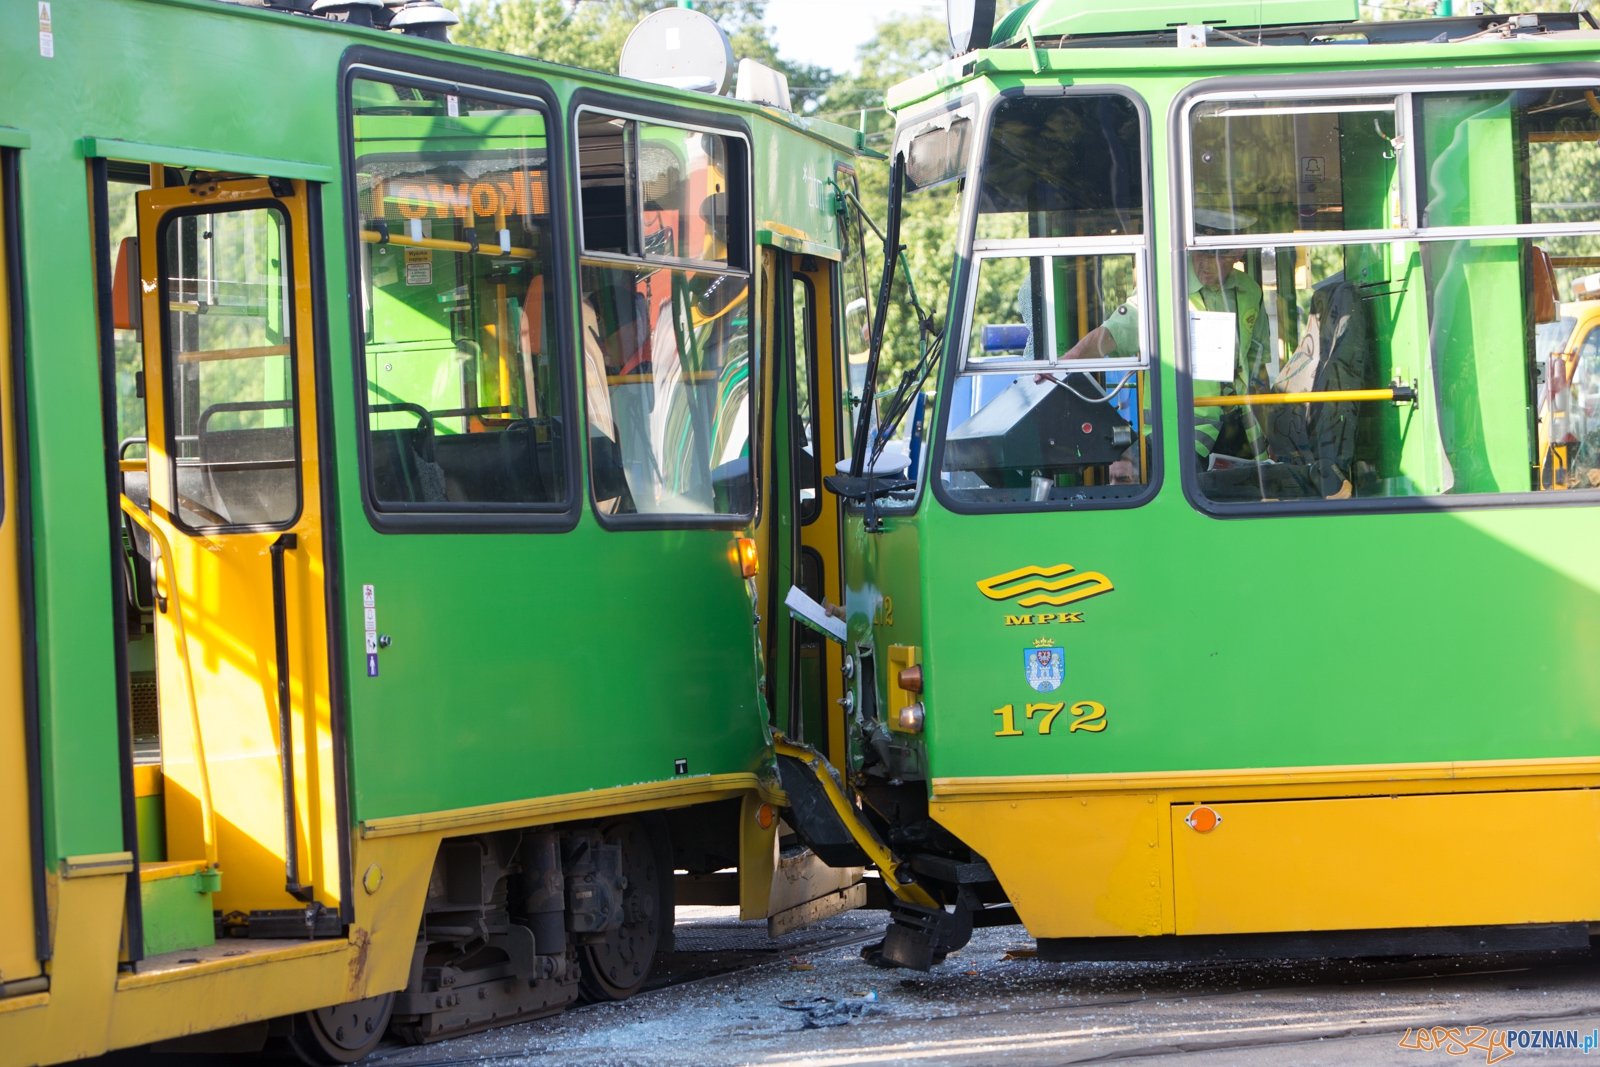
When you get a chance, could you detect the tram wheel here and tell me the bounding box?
[287,992,394,1065]
[577,819,661,1002]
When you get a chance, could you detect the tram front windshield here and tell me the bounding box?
[1185,87,1600,503]
[939,93,1154,505]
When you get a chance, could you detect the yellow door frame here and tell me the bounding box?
[0,148,43,989]
[793,254,848,767]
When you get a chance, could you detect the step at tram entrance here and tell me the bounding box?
[112,168,343,956]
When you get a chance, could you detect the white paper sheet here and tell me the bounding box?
[785,585,846,644]
[1190,309,1237,382]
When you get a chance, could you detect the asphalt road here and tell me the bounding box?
[354,906,1600,1067]
[90,906,1600,1066]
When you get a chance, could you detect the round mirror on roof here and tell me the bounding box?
[618,8,734,95]
[947,0,996,52]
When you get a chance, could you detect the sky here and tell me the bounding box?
[763,0,940,74]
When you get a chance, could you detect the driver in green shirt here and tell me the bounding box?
[1064,245,1271,467]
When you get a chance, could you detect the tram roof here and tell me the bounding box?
[181,0,867,158]
[887,6,1600,112]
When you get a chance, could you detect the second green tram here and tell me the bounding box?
[793,0,1600,969]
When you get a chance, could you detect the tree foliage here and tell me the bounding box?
[823,12,961,421]
[444,0,836,111]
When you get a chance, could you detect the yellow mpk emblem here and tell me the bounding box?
[976,563,1114,608]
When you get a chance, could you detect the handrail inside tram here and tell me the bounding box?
[1193,385,1418,407]
[360,228,535,259]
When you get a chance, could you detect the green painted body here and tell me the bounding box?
[0,0,859,867]
[135,795,165,864]
[857,34,1600,786]
[139,871,219,957]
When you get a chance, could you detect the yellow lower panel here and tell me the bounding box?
[108,941,355,1047]
[933,794,1170,938]
[1172,789,1600,935]
[0,873,125,1067]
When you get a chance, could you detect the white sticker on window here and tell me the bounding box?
[362,584,375,608]
[1190,310,1236,382]
[364,607,377,632]
[405,248,432,286]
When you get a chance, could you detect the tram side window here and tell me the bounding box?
[349,77,564,512]
[576,111,752,518]
[939,93,1152,506]
[1183,87,1600,505]
[161,206,299,529]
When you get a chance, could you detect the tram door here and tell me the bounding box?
[792,254,847,759]
[0,156,41,984]
[762,249,849,761]
[130,177,340,926]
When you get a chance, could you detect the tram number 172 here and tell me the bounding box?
[993,701,1108,736]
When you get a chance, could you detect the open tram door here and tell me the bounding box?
[115,173,345,956]
[758,164,874,768]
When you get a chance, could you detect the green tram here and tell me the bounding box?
[8,0,1600,1059]
[0,1,900,1061]
[805,0,1600,968]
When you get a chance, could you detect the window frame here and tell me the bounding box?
[929,84,1162,516]
[958,239,1151,375]
[1172,64,1600,518]
[831,161,870,480]
[568,90,757,531]
[793,268,823,525]
[339,53,579,534]
[155,198,304,536]
[573,104,752,275]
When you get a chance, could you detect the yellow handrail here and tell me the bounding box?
[360,229,535,260]
[1194,387,1411,408]
[119,495,217,869]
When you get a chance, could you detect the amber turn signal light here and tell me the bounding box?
[897,665,923,693]
[736,536,759,579]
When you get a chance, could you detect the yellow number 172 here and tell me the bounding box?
[993,701,1107,736]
